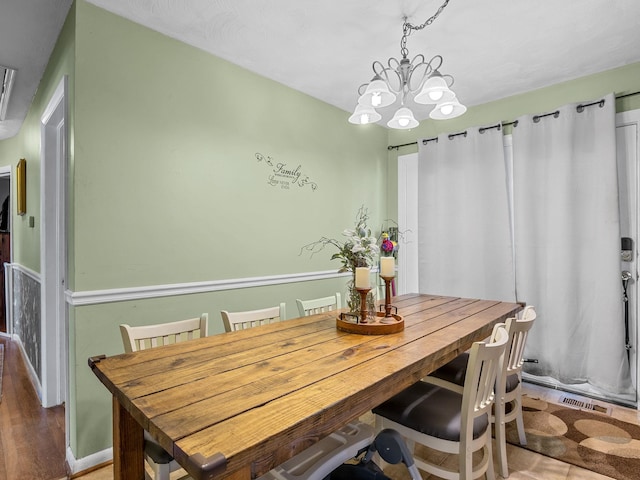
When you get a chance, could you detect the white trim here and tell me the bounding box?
[11,262,40,282]
[3,263,13,337]
[66,269,352,306]
[397,152,419,295]
[40,75,68,409]
[41,77,66,124]
[0,166,13,336]
[617,107,640,408]
[66,447,112,476]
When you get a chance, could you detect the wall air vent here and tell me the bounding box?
[0,66,17,121]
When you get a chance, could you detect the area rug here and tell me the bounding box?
[0,343,4,403]
[506,395,640,480]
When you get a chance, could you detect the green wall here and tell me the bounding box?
[73,1,387,292]
[71,0,388,458]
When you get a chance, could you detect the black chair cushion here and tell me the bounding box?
[505,373,520,393]
[431,353,469,385]
[431,353,520,393]
[372,382,489,442]
[144,430,174,464]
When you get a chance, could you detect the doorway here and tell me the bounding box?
[40,76,68,413]
[0,172,10,335]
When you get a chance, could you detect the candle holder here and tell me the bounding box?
[357,287,372,323]
[380,276,395,317]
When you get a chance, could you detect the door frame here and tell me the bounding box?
[397,152,419,295]
[40,76,68,410]
[0,166,11,337]
[617,108,640,404]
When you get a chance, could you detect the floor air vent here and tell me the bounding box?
[559,396,612,415]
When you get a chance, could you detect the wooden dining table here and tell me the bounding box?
[89,293,522,480]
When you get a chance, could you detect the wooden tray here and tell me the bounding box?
[336,312,404,335]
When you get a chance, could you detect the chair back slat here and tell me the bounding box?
[296,293,342,317]
[120,314,209,353]
[504,312,536,376]
[462,326,509,426]
[221,303,286,332]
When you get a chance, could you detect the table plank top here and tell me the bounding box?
[90,293,521,480]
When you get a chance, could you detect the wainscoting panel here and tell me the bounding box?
[11,264,42,381]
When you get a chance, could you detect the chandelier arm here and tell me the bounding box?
[357,83,371,96]
[372,60,390,77]
[405,56,434,94]
[425,55,444,72]
[372,61,403,95]
[386,57,401,72]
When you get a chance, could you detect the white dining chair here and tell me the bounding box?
[372,324,509,480]
[424,305,537,478]
[221,303,286,332]
[296,293,342,317]
[119,313,209,480]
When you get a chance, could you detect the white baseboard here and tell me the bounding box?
[11,333,42,402]
[67,446,112,475]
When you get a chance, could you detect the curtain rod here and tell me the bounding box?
[387,90,640,151]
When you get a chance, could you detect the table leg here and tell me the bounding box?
[112,396,145,480]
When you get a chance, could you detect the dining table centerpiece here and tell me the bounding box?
[300,206,379,315]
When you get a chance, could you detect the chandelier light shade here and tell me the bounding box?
[348,104,383,125]
[429,97,467,120]
[387,107,419,129]
[413,73,456,105]
[358,77,397,108]
[349,0,465,129]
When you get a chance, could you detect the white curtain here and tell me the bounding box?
[418,127,515,301]
[513,93,632,394]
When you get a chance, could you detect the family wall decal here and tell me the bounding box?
[255,152,318,191]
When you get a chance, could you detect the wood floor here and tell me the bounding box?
[0,335,67,480]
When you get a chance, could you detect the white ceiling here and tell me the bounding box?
[0,0,73,140]
[2,0,640,140]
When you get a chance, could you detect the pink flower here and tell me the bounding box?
[382,239,394,252]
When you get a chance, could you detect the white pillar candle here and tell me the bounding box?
[355,267,370,289]
[380,257,395,277]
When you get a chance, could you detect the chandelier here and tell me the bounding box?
[348,0,466,129]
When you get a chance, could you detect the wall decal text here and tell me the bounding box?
[256,153,318,191]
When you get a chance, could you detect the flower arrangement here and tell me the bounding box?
[300,206,379,313]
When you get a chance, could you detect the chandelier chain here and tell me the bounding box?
[405,0,451,31]
[400,0,451,58]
